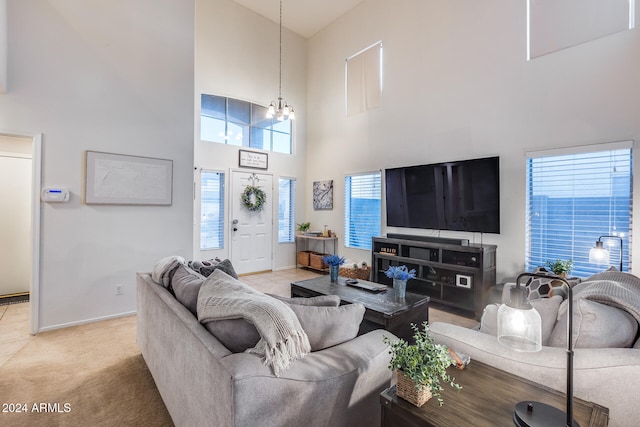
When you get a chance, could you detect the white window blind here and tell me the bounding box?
[200,171,225,250]
[346,41,382,116]
[344,172,381,249]
[526,144,632,277]
[278,178,295,243]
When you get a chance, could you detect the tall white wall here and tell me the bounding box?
[194,0,307,269]
[0,0,194,330]
[306,0,640,280]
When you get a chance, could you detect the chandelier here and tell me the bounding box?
[266,0,295,121]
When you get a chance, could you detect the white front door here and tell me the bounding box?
[230,171,273,274]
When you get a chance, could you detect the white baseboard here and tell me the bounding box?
[37,310,136,333]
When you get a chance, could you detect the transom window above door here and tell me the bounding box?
[200,94,292,154]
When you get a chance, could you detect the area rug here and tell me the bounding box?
[0,315,172,427]
[0,294,30,306]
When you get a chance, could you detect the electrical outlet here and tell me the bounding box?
[115,284,124,295]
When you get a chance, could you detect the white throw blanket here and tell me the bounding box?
[197,270,310,376]
[152,255,185,287]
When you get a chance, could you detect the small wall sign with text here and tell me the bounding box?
[239,150,268,170]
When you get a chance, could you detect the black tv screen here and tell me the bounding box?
[385,156,500,234]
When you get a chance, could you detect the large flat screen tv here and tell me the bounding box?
[385,156,500,233]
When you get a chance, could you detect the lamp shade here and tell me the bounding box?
[497,284,542,352]
[588,241,610,265]
[497,303,542,352]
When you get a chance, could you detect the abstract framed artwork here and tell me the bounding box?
[313,180,333,210]
[84,151,173,205]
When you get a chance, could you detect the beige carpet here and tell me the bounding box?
[0,307,475,427]
[0,315,172,427]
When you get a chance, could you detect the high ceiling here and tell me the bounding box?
[233,0,365,38]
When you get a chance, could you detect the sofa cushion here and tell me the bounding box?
[480,295,562,346]
[188,258,238,279]
[288,303,365,351]
[549,298,639,348]
[171,264,206,315]
[267,293,341,307]
[205,300,364,352]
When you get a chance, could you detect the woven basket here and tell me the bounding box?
[309,252,327,270]
[338,266,371,280]
[396,370,432,407]
[297,251,311,266]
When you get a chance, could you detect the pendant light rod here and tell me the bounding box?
[266,0,294,120]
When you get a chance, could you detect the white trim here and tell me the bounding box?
[30,133,41,335]
[0,130,42,335]
[345,40,383,61]
[0,151,30,159]
[525,140,634,159]
[37,311,136,333]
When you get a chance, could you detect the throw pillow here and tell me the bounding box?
[171,265,206,315]
[267,293,341,307]
[549,298,639,348]
[479,296,562,346]
[205,298,364,352]
[288,303,365,351]
[188,258,238,279]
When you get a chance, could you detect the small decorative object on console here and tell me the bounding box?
[384,322,461,407]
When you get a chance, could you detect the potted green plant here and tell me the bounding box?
[296,222,311,234]
[545,259,574,277]
[383,322,461,407]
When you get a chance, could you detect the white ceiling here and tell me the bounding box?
[233,0,365,38]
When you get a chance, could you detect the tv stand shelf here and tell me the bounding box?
[371,236,496,318]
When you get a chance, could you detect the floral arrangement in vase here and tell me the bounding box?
[384,265,416,280]
[322,255,346,282]
[384,265,416,298]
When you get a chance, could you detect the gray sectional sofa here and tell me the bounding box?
[431,269,640,427]
[136,272,395,427]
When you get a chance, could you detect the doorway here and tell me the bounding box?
[0,132,42,334]
[230,170,273,275]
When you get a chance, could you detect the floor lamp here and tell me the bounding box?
[498,272,578,427]
[589,235,623,271]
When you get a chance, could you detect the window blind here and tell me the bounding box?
[200,171,225,250]
[278,178,295,243]
[344,172,381,249]
[526,147,632,276]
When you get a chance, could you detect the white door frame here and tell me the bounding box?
[0,130,41,335]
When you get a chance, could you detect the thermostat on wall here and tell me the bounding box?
[41,187,70,202]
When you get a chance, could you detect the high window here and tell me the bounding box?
[345,41,383,116]
[200,94,292,154]
[200,171,225,250]
[278,178,295,243]
[344,172,382,249]
[526,143,632,277]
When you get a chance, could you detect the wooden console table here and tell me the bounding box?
[380,360,608,427]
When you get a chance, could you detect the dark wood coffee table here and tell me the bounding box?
[380,360,609,427]
[291,276,429,341]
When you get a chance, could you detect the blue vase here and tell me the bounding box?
[393,279,407,298]
[329,265,339,282]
